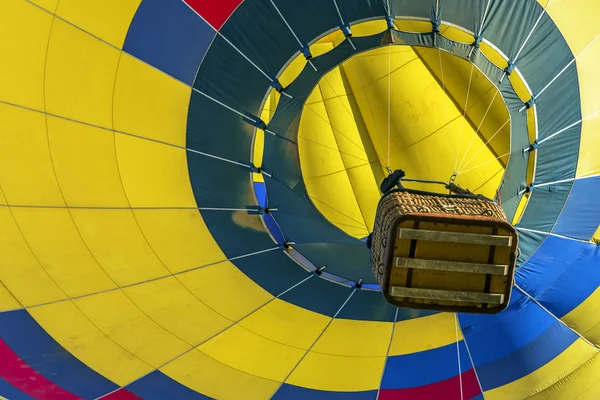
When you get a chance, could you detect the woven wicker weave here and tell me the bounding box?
[371,190,508,288]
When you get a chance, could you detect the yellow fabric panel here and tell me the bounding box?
[278,53,306,88]
[509,72,534,104]
[0,0,52,110]
[345,164,384,231]
[394,20,432,34]
[440,25,473,44]
[287,351,385,391]
[200,324,305,381]
[537,0,551,7]
[576,34,600,119]
[0,105,64,206]
[0,207,66,306]
[69,209,169,286]
[45,18,120,128]
[561,287,600,347]
[390,313,460,355]
[480,42,509,70]
[530,353,600,400]
[10,207,116,297]
[115,134,196,208]
[576,111,600,178]
[74,290,191,367]
[133,209,226,274]
[310,40,335,59]
[546,0,600,56]
[178,261,272,321]
[55,0,141,48]
[29,0,59,13]
[351,20,388,37]
[485,338,597,400]
[239,298,330,350]
[113,54,191,146]
[123,277,231,345]
[593,226,600,244]
[161,349,280,400]
[29,301,152,385]
[47,116,129,207]
[312,319,392,357]
[512,193,530,225]
[0,281,21,311]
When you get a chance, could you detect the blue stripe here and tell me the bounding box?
[477,321,577,391]
[538,243,600,318]
[0,377,35,400]
[253,182,267,207]
[127,370,212,399]
[460,290,555,366]
[0,310,118,399]
[553,177,600,240]
[515,236,587,297]
[381,341,471,389]
[273,384,377,400]
[123,0,215,85]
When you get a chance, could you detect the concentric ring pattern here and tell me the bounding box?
[0,0,599,399]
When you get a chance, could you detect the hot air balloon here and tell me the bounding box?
[0,0,599,399]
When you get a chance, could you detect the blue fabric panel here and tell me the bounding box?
[515,228,548,267]
[263,213,286,244]
[518,182,573,232]
[515,236,587,298]
[389,0,434,20]
[271,0,339,46]
[439,0,487,34]
[460,290,555,366]
[263,176,357,245]
[536,63,581,140]
[253,182,267,207]
[193,34,271,115]
[534,125,580,183]
[483,0,542,62]
[123,0,214,85]
[335,0,387,25]
[553,177,600,240]
[476,322,577,391]
[538,243,600,318]
[127,370,212,399]
[515,12,574,95]
[293,243,373,283]
[381,341,471,389]
[335,289,397,322]
[188,152,255,209]
[200,211,275,257]
[186,90,254,163]
[273,385,377,400]
[219,0,301,78]
[0,310,118,399]
[0,377,35,400]
[470,394,485,400]
[280,276,353,317]
[232,250,309,296]
[262,136,302,188]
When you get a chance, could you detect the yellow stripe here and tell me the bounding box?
[530,353,600,400]
[286,351,385,391]
[512,193,530,225]
[113,53,191,146]
[0,105,63,206]
[0,0,52,110]
[46,18,120,128]
[200,324,305,381]
[47,116,129,207]
[177,261,273,321]
[115,134,196,207]
[390,313,460,356]
[561,287,600,347]
[161,349,280,400]
[239,298,330,350]
[69,209,169,286]
[124,277,231,345]
[11,207,116,298]
[30,301,152,385]
[485,338,597,400]
[311,319,393,357]
[546,0,600,56]
[56,0,141,49]
[592,226,600,244]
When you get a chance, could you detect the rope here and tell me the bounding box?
[387,43,392,169]
[455,314,464,400]
[455,64,475,172]
[459,151,510,175]
[459,118,510,173]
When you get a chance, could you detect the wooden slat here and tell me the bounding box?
[390,287,505,305]
[394,257,508,276]
[397,228,512,247]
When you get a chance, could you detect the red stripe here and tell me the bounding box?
[379,369,481,400]
[101,388,143,400]
[0,339,81,400]
[184,0,243,30]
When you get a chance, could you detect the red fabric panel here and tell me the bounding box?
[0,339,82,400]
[101,387,143,400]
[379,369,481,400]
[184,0,243,30]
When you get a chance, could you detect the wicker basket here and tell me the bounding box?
[370,189,518,314]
